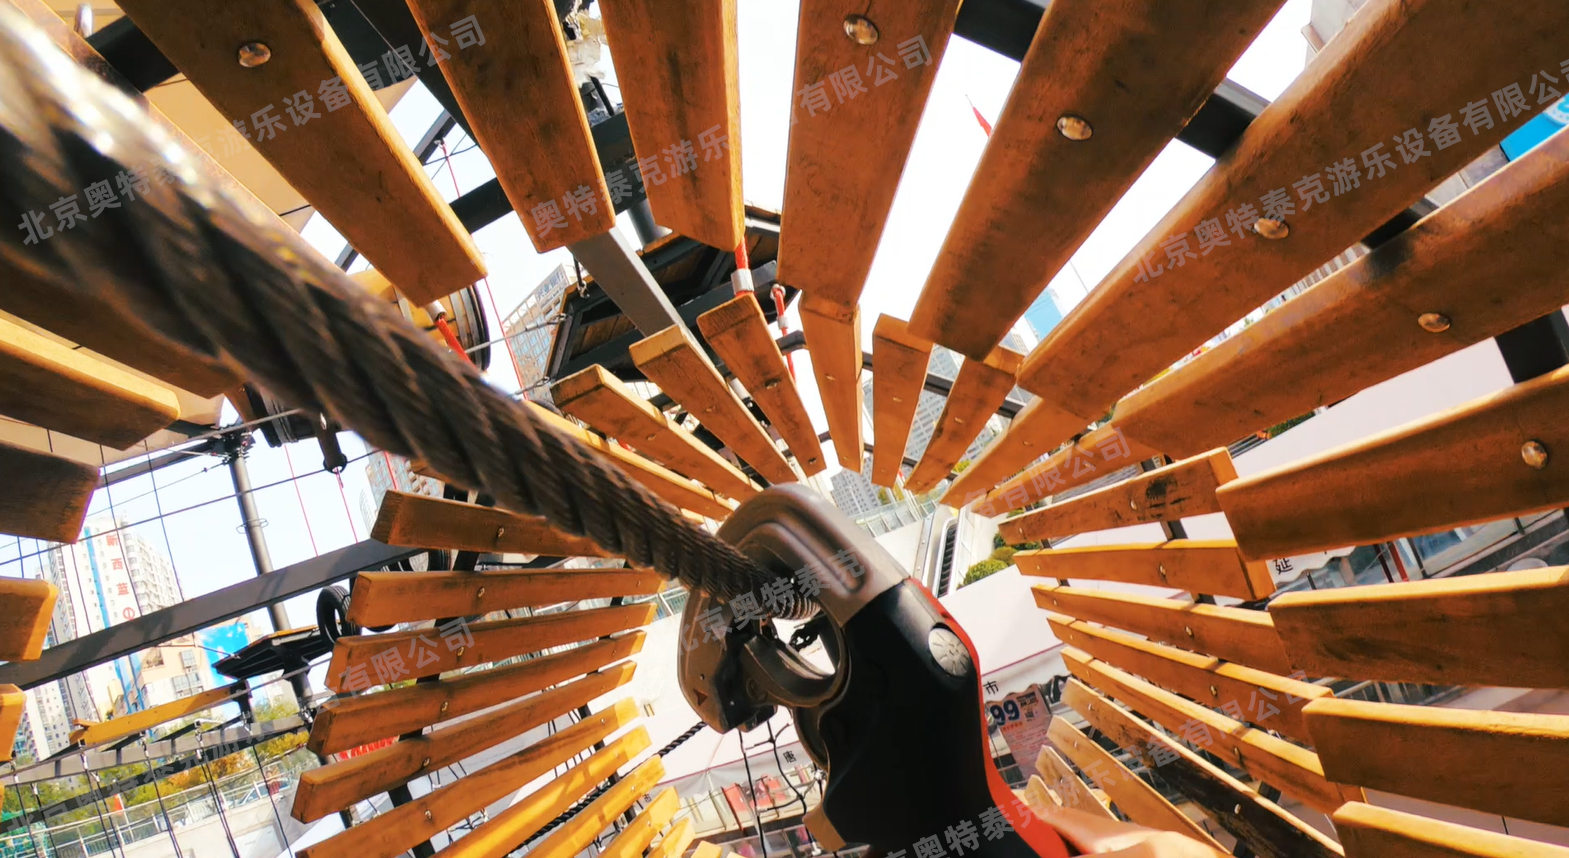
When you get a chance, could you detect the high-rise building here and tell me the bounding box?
[828,455,881,519]
[502,264,575,405]
[359,452,444,536]
[1022,290,1063,341]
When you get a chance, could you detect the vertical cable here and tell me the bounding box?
[282,445,321,557]
[738,731,768,858]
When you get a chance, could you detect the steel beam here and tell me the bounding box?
[569,229,690,337]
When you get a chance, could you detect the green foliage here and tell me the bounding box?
[962,559,1007,587]
[989,546,1017,566]
[992,532,1006,549]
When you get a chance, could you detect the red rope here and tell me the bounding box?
[282,444,321,557]
[771,284,796,380]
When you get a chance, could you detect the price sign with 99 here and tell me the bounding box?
[988,698,1022,729]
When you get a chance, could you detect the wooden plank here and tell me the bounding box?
[347,568,663,628]
[308,632,643,755]
[971,425,1156,516]
[1018,540,1274,602]
[629,325,797,484]
[324,603,656,692]
[800,298,864,470]
[528,402,737,520]
[868,315,933,487]
[905,346,1023,493]
[777,0,961,308]
[371,490,609,557]
[1032,746,1113,818]
[1114,131,1569,460]
[697,294,827,475]
[598,788,680,858]
[1220,367,1569,561]
[520,757,667,858]
[1046,614,1327,745]
[1307,698,1569,827]
[688,840,722,858]
[0,314,180,449]
[908,0,1281,359]
[1065,650,1359,815]
[1015,0,1569,416]
[1063,679,1343,858]
[1033,585,1293,675]
[116,0,484,305]
[646,817,697,858]
[1000,449,1234,544]
[1047,718,1221,847]
[70,685,235,746]
[293,662,636,822]
[1018,774,1059,817]
[1268,567,1569,688]
[0,684,26,763]
[0,578,58,662]
[406,0,613,252]
[0,442,95,544]
[552,364,760,500]
[1334,803,1569,858]
[299,700,639,858]
[598,0,741,251]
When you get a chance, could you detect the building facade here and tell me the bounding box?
[501,264,574,405]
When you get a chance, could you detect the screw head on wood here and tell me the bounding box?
[1209,684,1219,697]
[495,526,506,539]
[424,810,434,822]
[1522,440,1549,470]
[1184,625,1195,637]
[1253,217,1289,240]
[237,41,271,68]
[475,587,486,599]
[842,15,879,45]
[439,700,449,713]
[1157,564,1167,580]
[1055,114,1093,141]
[420,757,431,769]
[1418,312,1452,333]
[455,646,466,658]
[764,379,781,390]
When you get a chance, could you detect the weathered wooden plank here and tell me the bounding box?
[1334,803,1569,858]
[1063,679,1343,858]
[1032,746,1113,818]
[1016,0,1569,419]
[348,568,662,628]
[299,700,639,858]
[645,817,696,858]
[1046,614,1326,745]
[1065,650,1359,815]
[552,364,760,499]
[70,685,235,746]
[630,325,798,484]
[1018,541,1274,602]
[520,757,666,858]
[293,662,636,822]
[117,0,484,305]
[0,315,180,449]
[308,633,643,755]
[1268,567,1569,688]
[688,841,722,858]
[598,787,680,858]
[1033,586,1292,675]
[777,0,961,309]
[908,0,1281,359]
[0,578,58,662]
[940,399,1089,508]
[324,603,656,692]
[371,490,609,558]
[869,315,933,487]
[407,0,613,252]
[0,684,27,763]
[970,424,1156,516]
[906,346,1023,493]
[1000,449,1234,544]
[696,294,826,475]
[1220,367,1569,561]
[1307,698,1569,827]
[1048,718,1221,847]
[598,0,741,251]
[0,441,95,545]
[1018,774,1059,817]
[1115,131,1569,459]
[800,298,864,471]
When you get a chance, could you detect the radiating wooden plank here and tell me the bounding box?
[688,841,722,858]
[908,0,1281,359]
[324,603,656,692]
[1307,698,1569,827]
[348,568,662,628]
[629,325,797,484]
[553,364,760,499]
[1219,367,1569,561]
[697,294,826,475]
[1048,718,1221,847]
[0,578,57,662]
[598,0,742,251]
[1018,540,1274,601]
[1063,679,1343,858]
[70,685,235,746]
[1268,567,1569,688]
[1018,774,1059,817]
[521,757,666,858]
[1046,614,1326,745]
[0,684,27,763]
[308,633,643,755]
[800,298,864,470]
[1016,0,1569,417]
[0,441,94,544]
[371,490,609,557]
[1032,746,1113,818]
[299,700,639,858]
[116,0,484,305]
[1034,585,1292,675]
[406,0,614,252]
[294,662,636,822]
[868,315,933,487]
[1065,650,1358,815]
[598,788,680,858]
[645,817,697,858]
[777,0,961,309]
[0,315,180,449]
[1334,803,1569,858]
[1001,449,1234,544]
[970,424,1156,516]
[1115,131,1569,459]
[906,346,1023,493]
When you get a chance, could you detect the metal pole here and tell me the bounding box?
[223,433,292,633]
[626,199,667,246]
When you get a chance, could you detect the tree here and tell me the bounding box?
[962,559,1007,587]
[990,546,1017,566]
